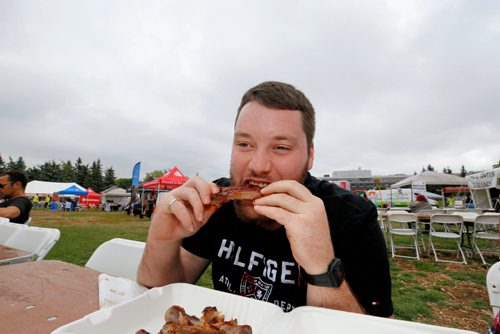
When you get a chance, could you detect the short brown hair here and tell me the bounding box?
[236,81,315,148]
[1,170,28,189]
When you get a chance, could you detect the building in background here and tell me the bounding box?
[318,169,410,191]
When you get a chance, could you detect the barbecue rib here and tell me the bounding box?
[136,305,252,334]
[209,184,263,208]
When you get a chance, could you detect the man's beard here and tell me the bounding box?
[229,164,309,231]
[0,193,11,200]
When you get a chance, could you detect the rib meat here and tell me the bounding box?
[209,185,263,208]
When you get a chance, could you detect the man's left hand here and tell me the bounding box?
[253,180,334,275]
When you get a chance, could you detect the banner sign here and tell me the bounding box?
[131,162,141,187]
[466,169,499,189]
[412,181,426,194]
[366,188,413,207]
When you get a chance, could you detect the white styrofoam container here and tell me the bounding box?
[52,283,478,334]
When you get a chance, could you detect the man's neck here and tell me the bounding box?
[8,192,26,201]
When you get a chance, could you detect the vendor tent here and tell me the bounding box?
[143,166,188,190]
[391,171,467,189]
[101,186,129,204]
[58,184,88,196]
[26,180,87,196]
[79,188,101,208]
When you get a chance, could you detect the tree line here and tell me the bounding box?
[420,164,468,177]
[0,154,132,193]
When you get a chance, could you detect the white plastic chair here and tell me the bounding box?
[4,226,60,261]
[473,214,500,265]
[429,214,466,264]
[85,238,145,281]
[0,220,26,244]
[376,211,387,243]
[387,213,420,260]
[487,261,500,317]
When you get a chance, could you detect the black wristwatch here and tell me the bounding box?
[303,258,345,287]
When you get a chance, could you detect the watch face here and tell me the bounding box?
[331,259,345,284]
[305,258,345,287]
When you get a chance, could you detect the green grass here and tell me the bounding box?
[33,209,214,285]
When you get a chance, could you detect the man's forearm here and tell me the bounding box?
[137,239,184,288]
[306,281,365,314]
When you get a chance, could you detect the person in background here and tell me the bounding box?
[138,81,393,317]
[44,194,51,208]
[465,195,475,209]
[0,170,33,224]
[33,193,40,207]
[64,199,72,212]
[410,194,432,213]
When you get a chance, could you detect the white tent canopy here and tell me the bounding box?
[390,171,467,189]
[101,186,130,204]
[25,180,86,196]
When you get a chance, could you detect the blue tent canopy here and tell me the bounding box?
[58,184,88,196]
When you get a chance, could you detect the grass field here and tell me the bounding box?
[30,208,493,333]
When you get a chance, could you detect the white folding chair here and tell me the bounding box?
[4,226,61,261]
[0,220,26,244]
[376,211,387,243]
[85,238,145,281]
[487,261,500,317]
[387,213,420,260]
[429,214,466,264]
[24,216,32,225]
[473,214,500,265]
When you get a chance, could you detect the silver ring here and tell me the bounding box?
[168,198,179,211]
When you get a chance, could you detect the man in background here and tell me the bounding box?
[410,194,432,213]
[0,170,33,224]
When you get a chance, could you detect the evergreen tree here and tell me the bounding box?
[26,165,41,181]
[460,165,467,177]
[0,154,5,173]
[426,164,435,171]
[74,158,89,186]
[7,156,27,172]
[87,159,104,191]
[60,160,75,182]
[103,167,116,188]
[37,160,62,181]
[442,166,452,174]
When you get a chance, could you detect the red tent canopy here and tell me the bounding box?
[79,188,102,208]
[442,187,470,193]
[143,166,188,190]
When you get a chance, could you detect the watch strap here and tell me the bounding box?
[303,258,345,288]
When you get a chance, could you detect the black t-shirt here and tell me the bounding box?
[182,174,393,317]
[0,196,33,224]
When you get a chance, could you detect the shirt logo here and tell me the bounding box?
[240,272,273,301]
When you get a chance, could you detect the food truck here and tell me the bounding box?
[466,167,500,209]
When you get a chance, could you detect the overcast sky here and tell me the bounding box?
[1,0,499,181]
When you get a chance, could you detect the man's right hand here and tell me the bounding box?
[147,176,221,242]
[137,176,219,288]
